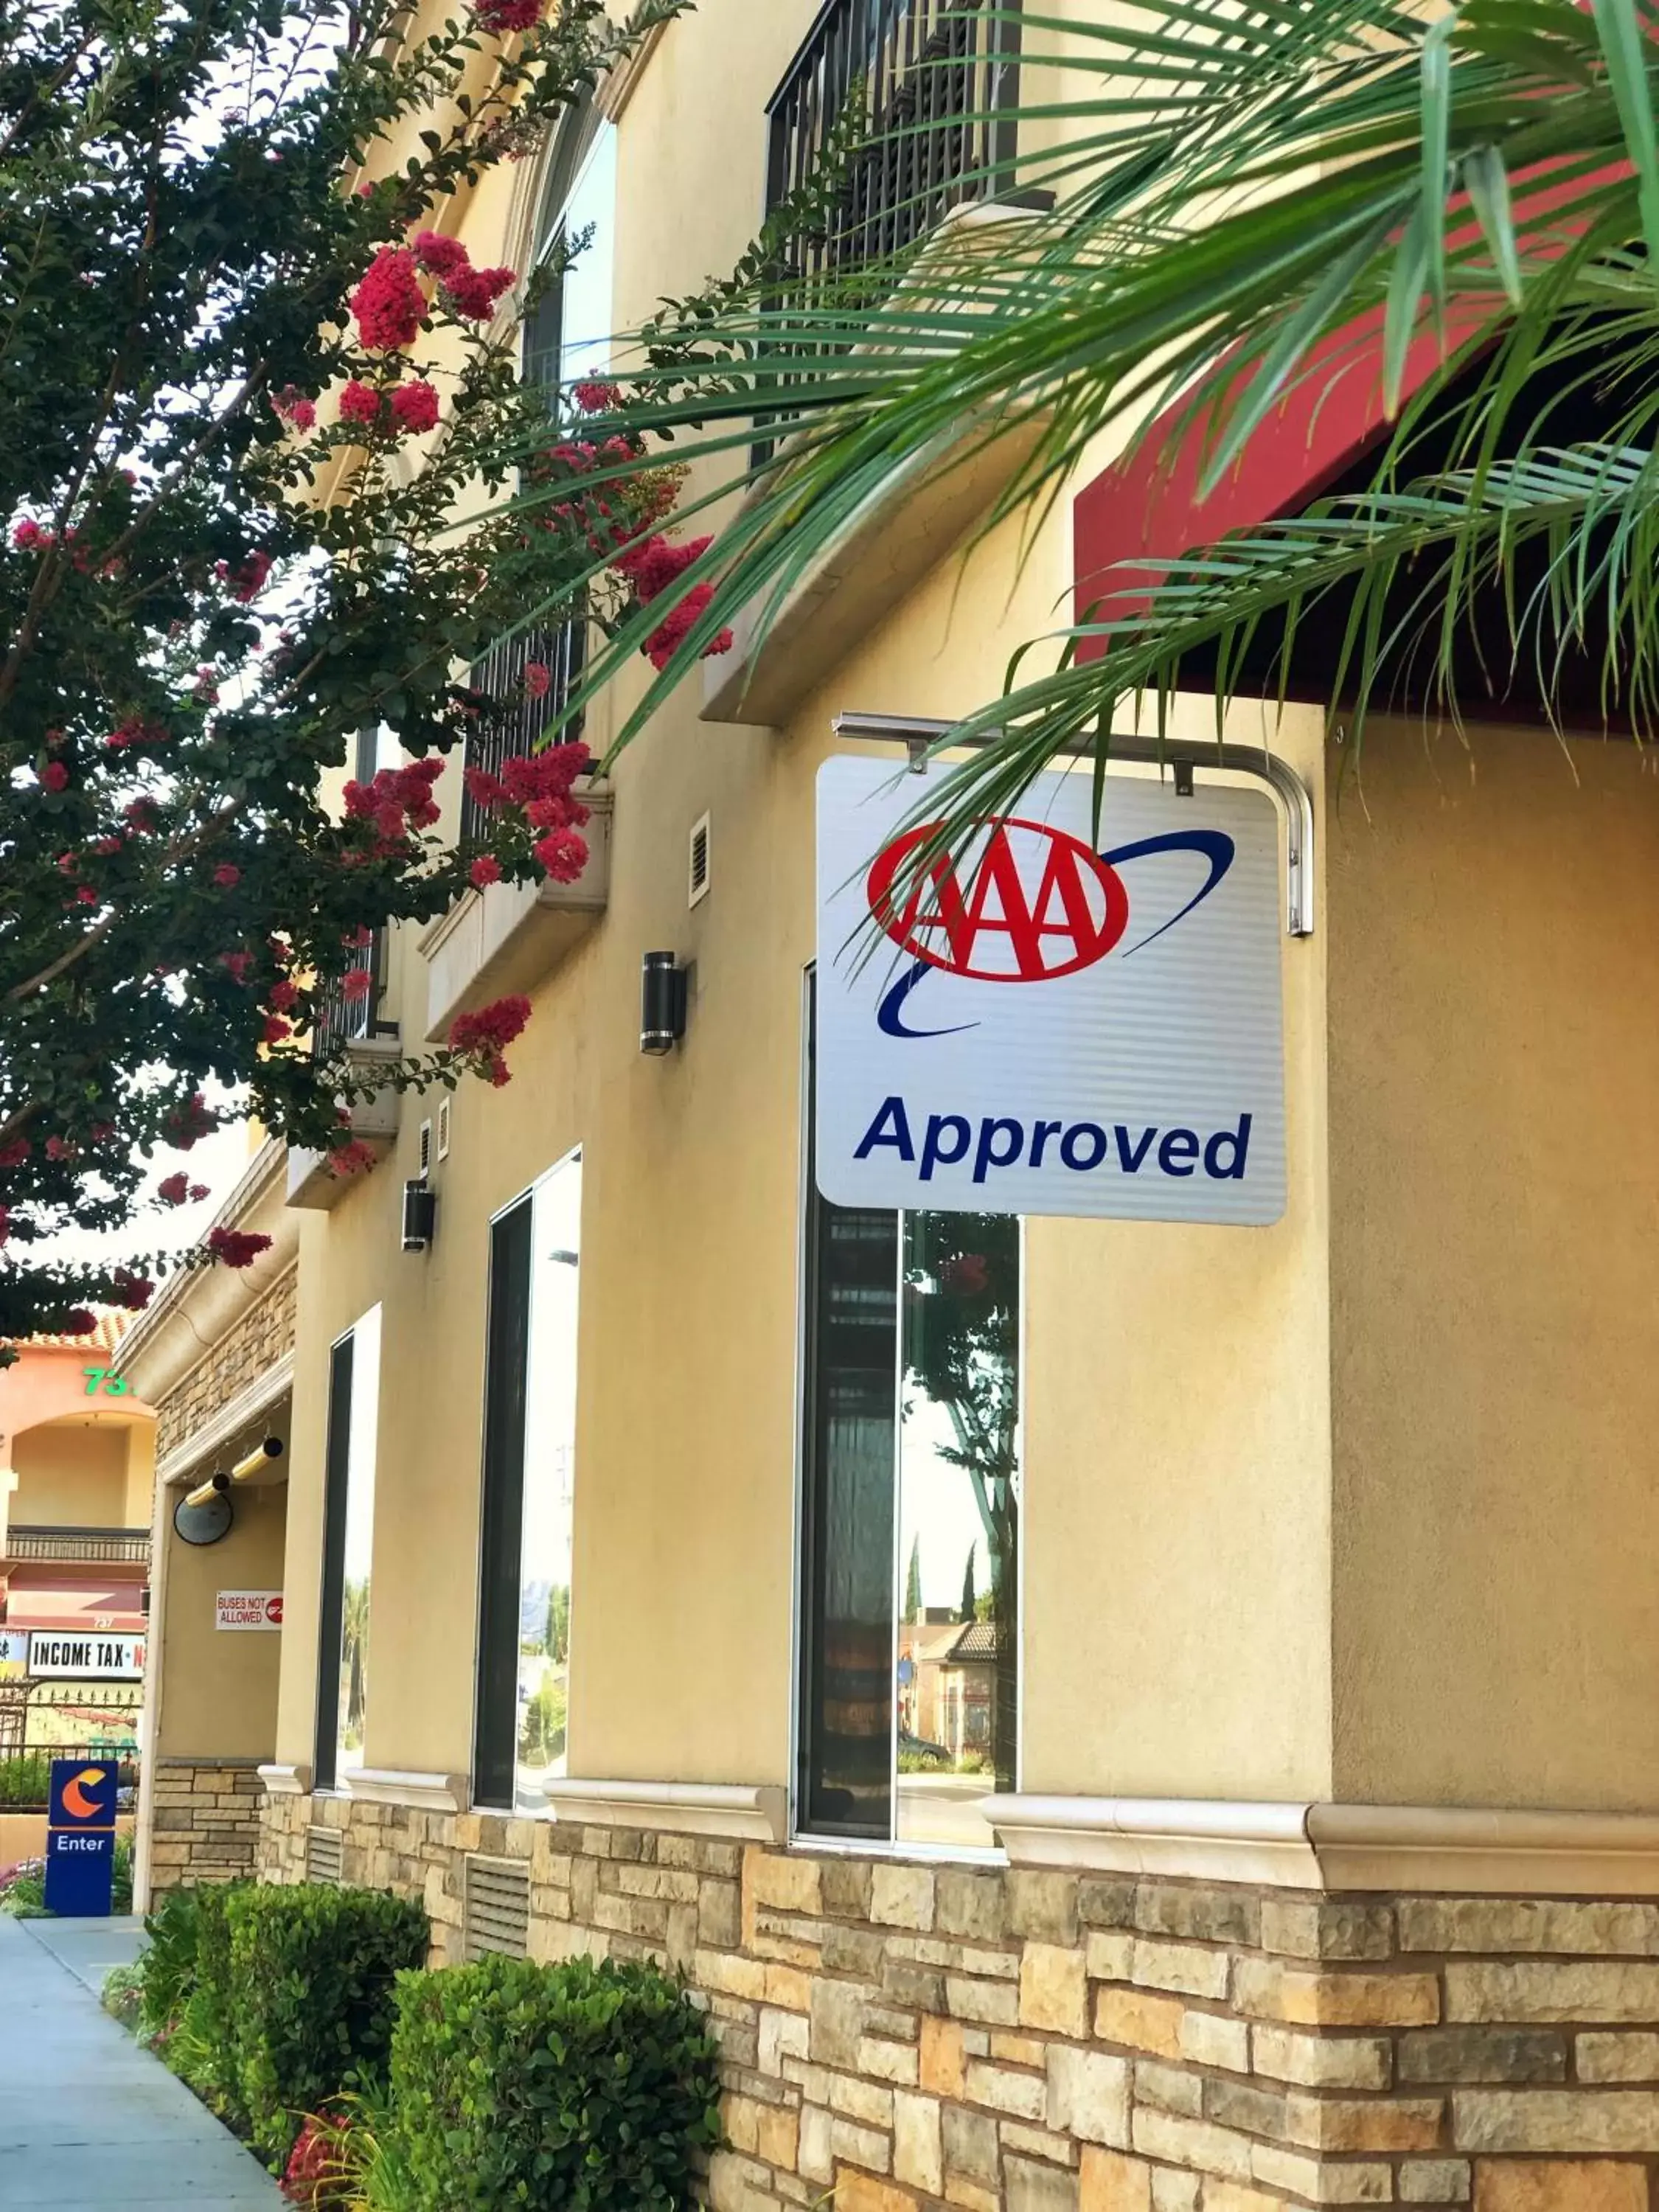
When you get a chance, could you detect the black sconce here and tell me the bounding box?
[403,1178,437,1252]
[640,952,687,1055]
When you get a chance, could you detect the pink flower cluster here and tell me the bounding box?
[158,1170,211,1205]
[105,714,167,752]
[473,0,542,30]
[411,230,515,321]
[208,1225,273,1269]
[613,532,733,672]
[448,994,532,1085]
[349,246,426,351]
[343,757,444,851]
[271,386,317,431]
[462,742,591,882]
[391,379,439,432]
[338,378,441,434]
[215,549,272,602]
[164,1092,218,1151]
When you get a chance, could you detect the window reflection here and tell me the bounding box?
[513,1155,581,1812]
[897,1216,1020,1850]
[336,1304,380,1778]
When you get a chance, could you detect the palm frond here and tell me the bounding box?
[466,0,1659,859]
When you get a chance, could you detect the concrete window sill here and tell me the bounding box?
[417,783,613,1044]
[286,1035,402,1211]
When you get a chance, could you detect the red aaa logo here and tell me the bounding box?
[866,818,1128,983]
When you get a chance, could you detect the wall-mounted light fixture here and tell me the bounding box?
[403,1178,437,1252]
[640,951,688,1055]
[230,1436,285,1483]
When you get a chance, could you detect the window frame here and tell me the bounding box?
[313,1329,355,1794]
[790,962,1025,1861]
[471,1147,584,1815]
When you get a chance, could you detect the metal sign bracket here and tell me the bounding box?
[831,712,1316,939]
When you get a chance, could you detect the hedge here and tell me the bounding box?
[227,1883,429,2166]
[389,1951,722,2211]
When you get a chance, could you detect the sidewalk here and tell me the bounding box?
[0,1914,285,2207]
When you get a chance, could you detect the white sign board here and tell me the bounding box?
[816,757,1286,1224]
[27,1631,146,1680]
[216,1590,284,1631]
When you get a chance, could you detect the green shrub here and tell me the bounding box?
[0,1752,50,1806]
[139,1884,203,2032]
[389,1951,722,2212]
[102,1961,145,2028]
[112,1832,133,1914]
[0,1857,46,1916]
[191,1880,249,2118]
[227,1883,429,2168]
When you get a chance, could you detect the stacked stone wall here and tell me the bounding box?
[149,1759,265,1890]
[260,1794,1659,2212]
[153,1266,296,1464]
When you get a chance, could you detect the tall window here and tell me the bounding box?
[521,111,616,401]
[799,984,1020,1852]
[315,1305,381,1790]
[474,1152,582,1812]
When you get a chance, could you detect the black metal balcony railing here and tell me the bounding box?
[4,1525,151,1565]
[765,0,1022,284]
[462,619,587,847]
[312,928,395,1061]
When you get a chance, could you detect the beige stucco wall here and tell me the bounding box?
[262,0,1659,1830]
[10,1422,133,1527]
[1326,720,1659,1812]
[270,0,1339,1807]
[155,1476,288,1762]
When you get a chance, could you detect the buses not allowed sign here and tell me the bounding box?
[216,1590,283,1630]
[815,756,1287,1225]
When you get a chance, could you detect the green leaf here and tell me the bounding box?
[1587,0,1659,271]
[1464,143,1525,307]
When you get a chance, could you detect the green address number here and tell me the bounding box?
[81,1367,131,1397]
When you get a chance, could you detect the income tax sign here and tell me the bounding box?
[815,756,1286,1225]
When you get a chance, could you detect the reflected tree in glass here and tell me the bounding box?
[901,1213,1020,1793]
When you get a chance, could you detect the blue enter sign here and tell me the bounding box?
[43,1827,114,1916]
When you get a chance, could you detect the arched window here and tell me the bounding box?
[521,102,616,406]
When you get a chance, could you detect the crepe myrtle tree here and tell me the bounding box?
[0,0,692,1344]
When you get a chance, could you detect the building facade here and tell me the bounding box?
[133,8,1659,2212]
[118,1144,295,1896]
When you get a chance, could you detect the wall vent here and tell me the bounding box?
[462,1854,530,1961]
[305,1824,344,1885]
[436,1097,451,1162]
[688,812,711,908]
[417,1118,433,1178]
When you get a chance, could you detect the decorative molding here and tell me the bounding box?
[345,1768,468,1814]
[113,1141,293,1394]
[982,1795,1659,1896]
[258,1762,312,1797]
[156,1352,294,1487]
[546,1779,787,1843]
[157,1755,266,1770]
[597,21,668,122]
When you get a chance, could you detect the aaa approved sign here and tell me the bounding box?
[815,756,1286,1225]
[216,1590,283,1630]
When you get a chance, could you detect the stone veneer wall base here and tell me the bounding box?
[148,1758,267,1890]
[260,1789,1659,2212]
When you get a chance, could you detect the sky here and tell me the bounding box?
[28,1116,256,1282]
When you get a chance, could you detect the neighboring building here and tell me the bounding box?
[134,8,1659,2212]
[116,1144,295,1897]
[0,1318,153,1649]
